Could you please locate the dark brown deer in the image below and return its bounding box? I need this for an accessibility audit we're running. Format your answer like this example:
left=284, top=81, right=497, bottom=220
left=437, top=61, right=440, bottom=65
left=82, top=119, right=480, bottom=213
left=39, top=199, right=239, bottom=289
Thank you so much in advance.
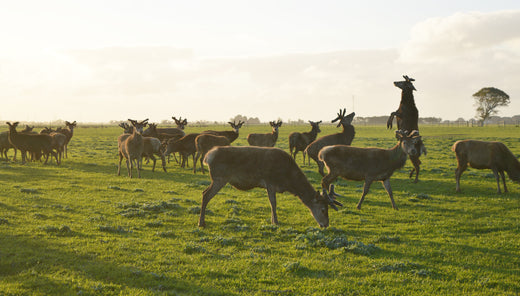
left=172, top=116, right=188, bottom=130
left=289, top=120, right=322, bottom=164
left=387, top=75, right=426, bottom=183
left=202, top=120, right=245, bottom=143
left=305, top=109, right=355, bottom=176
left=193, top=134, right=230, bottom=174
left=117, top=119, right=148, bottom=178
left=40, top=127, right=67, bottom=165
left=163, top=133, right=200, bottom=169
left=319, top=130, right=421, bottom=210
left=247, top=120, right=282, bottom=147
left=198, top=146, right=342, bottom=227
left=0, top=131, right=14, bottom=160
left=6, top=122, right=57, bottom=165
left=452, top=140, right=520, bottom=193
left=56, top=121, right=77, bottom=158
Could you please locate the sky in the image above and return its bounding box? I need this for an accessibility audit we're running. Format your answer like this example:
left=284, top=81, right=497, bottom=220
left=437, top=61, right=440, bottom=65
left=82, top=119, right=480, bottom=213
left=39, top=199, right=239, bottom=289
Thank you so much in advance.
left=1, top=0, right=519, bottom=123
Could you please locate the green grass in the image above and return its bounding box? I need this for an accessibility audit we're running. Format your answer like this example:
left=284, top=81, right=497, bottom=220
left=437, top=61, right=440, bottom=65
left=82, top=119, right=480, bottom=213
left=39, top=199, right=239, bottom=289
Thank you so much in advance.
left=0, top=124, right=519, bottom=295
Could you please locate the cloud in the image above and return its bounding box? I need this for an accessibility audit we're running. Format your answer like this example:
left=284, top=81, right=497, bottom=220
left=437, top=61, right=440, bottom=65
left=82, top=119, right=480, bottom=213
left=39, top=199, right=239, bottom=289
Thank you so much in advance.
left=400, top=10, right=520, bottom=63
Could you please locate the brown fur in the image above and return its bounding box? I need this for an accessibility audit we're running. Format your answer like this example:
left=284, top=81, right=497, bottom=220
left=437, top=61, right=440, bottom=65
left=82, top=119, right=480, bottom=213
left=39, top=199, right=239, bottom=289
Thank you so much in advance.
left=163, top=133, right=200, bottom=168
left=202, top=120, right=244, bottom=143
left=40, top=128, right=67, bottom=165
left=247, top=121, right=282, bottom=147
left=289, top=120, right=321, bottom=165
left=199, top=146, right=342, bottom=227
left=6, top=122, right=57, bottom=165
left=193, top=134, right=230, bottom=174
left=319, top=130, right=421, bottom=210
left=452, top=140, right=520, bottom=193
left=117, top=119, right=147, bottom=178
left=57, top=121, right=77, bottom=158
left=305, top=109, right=355, bottom=176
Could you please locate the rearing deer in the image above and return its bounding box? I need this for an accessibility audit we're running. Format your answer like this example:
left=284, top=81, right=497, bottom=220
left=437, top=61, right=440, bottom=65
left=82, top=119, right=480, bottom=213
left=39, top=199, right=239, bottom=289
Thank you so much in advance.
left=247, top=120, right=282, bottom=147
left=305, top=109, right=355, bottom=176
left=387, top=75, right=426, bottom=183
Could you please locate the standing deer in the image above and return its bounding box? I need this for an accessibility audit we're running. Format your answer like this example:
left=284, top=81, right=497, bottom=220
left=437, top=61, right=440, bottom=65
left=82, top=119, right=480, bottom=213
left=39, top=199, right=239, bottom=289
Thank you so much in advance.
left=198, top=146, right=342, bottom=227
left=452, top=140, right=520, bottom=193
left=6, top=122, right=57, bottom=165
left=247, top=120, right=282, bottom=147
left=117, top=119, right=148, bottom=178
left=305, top=109, right=355, bottom=176
left=319, top=130, right=422, bottom=210
left=202, top=120, right=245, bottom=143
left=289, top=120, right=322, bottom=164
left=57, top=121, right=77, bottom=158
left=172, top=116, right=188, bottom=129
left=387, top=75, right=426, bottom=182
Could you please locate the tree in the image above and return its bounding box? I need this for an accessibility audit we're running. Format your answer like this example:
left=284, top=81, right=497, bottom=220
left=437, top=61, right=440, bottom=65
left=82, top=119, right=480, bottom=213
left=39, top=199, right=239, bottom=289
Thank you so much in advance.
left=473, top=87, right=510, bottom=125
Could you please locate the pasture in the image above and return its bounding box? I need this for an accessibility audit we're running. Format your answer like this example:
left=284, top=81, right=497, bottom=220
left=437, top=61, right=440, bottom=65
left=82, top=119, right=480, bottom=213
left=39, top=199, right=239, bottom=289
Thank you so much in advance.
left=0, top=124, right=519, bottom=295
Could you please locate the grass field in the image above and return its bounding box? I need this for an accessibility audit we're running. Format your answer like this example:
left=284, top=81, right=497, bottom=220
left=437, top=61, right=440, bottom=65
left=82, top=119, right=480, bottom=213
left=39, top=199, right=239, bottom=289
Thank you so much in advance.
left=1, top=124, right=519, bottom=295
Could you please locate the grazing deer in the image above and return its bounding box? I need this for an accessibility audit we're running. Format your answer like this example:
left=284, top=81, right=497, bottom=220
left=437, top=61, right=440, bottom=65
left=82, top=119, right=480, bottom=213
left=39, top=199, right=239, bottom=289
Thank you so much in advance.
left=198, top=146, right=342, bottom=227
left=202, top=120, right=245, bottom=143
left=387, top=75, right=426, bottom=182
left=56, top=121, right=77, bottom=158
left=117, top=119, right=148, bottom=178
left=289, top=120, right=322, bottom=164
left=6, top=122, right=57, bottom=165
left=452, top=140, right=520, bottom=193
left=305, top=109, right=355, bottom=176
left=319, top=130, right=422, bottom=210
left=247, top=120, right=283, bottom=147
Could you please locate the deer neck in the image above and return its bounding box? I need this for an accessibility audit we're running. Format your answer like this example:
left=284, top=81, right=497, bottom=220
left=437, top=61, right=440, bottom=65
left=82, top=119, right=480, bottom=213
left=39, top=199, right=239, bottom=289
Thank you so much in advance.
left=389, top=141, right=408, bottom=167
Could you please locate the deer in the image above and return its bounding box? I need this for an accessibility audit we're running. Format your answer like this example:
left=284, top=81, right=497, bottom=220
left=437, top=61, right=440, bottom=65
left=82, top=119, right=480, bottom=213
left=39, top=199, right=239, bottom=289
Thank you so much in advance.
left=0, top=131, right=15, bottom=161
left=288, top=120, right=322, bottom=165
left=387, top=75, right=426, bottom=183
left=452, top=140, right=520, bottom=193
left=247, top=120, right=282, bottom=147
left=40, top=127, right=67, bottom=165
left=202, top=120, right=245, bottom=143
left=193, top=134, right=230, bottom=174
left=305, top=109, right=355, bottom=176
left=56, top=121, right=77, bottom=158
left=6, top=122, right=58, bottom=165
left=162, top=133, right=200, bottom=169
left=117, top=119, right=148, bottom=178
left=319, top=130, right=422, bottom=210
left=198, top=146, right=343, bottom=227
left=172, top=116, right=188, bottom=129
left=119, top=122, right=166, bottom=172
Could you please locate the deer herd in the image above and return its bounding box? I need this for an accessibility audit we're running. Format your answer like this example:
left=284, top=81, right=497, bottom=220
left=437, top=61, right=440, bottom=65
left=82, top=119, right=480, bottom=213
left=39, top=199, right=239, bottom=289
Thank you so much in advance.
left=2, top=76, right=519, bottom=228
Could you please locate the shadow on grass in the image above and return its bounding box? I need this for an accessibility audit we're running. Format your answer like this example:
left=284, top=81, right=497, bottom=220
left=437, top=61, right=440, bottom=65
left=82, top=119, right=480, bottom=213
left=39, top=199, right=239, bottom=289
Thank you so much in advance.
left=0, top=233, right=232, bottom=295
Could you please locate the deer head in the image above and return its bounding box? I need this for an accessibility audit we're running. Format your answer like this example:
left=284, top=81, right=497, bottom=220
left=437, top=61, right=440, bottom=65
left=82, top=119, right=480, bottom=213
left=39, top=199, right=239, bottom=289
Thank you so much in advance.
left=394, top=75, right=416, bottom=91
left=128, top=118, right=148, bottom=134
left=309, top=120, right=322, bottom=133
left=269, top=120, right=283, bottom=133
left=172, top=116, right=188, bottom=129
left=396, top=130, right=421, bottom=157
left=228, top=120, right=245, bottom=133
left=331, top=108, right=355, bottom=127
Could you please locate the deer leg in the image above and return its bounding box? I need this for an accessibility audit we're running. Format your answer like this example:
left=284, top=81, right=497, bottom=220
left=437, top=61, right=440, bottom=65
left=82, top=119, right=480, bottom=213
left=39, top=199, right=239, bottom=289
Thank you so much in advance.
left=149, top=154, right=157, bottom=172
left=159, top=152, right=167, bottom=172
left=382, top=179, right=398, bottom=210
left=266, top=186, right=278, bottom=225
left=302, top=150, right=306, bottom=165
left=126, top=158, right=132, bottom=178
left=137, top=157, right=142, bottom=178
left=317, top=160, right=326, bottom=177
left=199, top=180, right=227, bottom=227
left=409, top=155, right=421, bottom=183
left=492, top=169, right=501, bottom=194
left=455, top=158, right=467, bottom=193
left=321, top=172, right=339, bottom=196
left=193, top=151, right=200, bottom=174
left=499, top=170, right=508, bottom=193
left=200, top=152, right=206, bottom=174
left=356, top=179, right=373, bottom=210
